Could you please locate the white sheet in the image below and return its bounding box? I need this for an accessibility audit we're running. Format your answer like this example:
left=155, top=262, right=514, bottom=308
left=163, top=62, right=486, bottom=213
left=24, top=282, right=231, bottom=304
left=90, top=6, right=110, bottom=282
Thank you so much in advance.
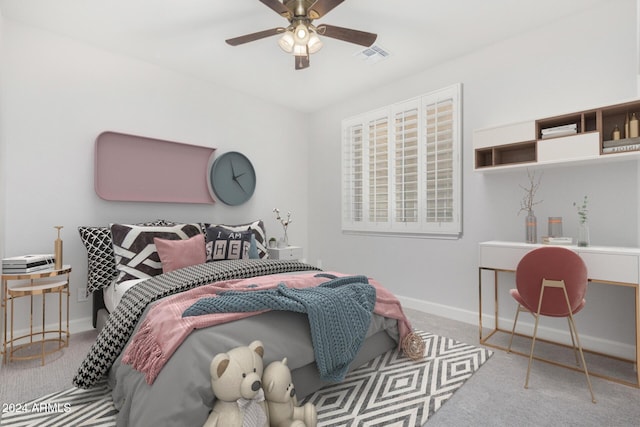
left=104, top=278, right=148, bottom=313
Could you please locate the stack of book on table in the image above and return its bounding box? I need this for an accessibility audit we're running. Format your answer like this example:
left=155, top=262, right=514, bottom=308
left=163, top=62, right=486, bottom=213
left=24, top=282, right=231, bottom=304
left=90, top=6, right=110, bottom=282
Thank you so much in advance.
left=2, top=254, right=55, bottom=274
left=541, top=236, right=573, bottom=245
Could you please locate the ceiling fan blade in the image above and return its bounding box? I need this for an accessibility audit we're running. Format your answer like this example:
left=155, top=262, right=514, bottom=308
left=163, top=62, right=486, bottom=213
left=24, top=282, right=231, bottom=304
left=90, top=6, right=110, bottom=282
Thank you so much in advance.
left=226, top=28, right=285, bottom=46
left=259, top=0, right=292, bottom=19
left=316, top=24, right=377, bottom=47
left=295, top=55, right=310, bottom=70
left=308, top=0, right=345, bottom=19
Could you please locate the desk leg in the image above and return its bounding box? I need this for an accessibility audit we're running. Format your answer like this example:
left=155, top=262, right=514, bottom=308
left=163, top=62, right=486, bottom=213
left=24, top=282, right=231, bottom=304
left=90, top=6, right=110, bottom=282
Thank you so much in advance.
left=479, top=268, right=501, bottom=343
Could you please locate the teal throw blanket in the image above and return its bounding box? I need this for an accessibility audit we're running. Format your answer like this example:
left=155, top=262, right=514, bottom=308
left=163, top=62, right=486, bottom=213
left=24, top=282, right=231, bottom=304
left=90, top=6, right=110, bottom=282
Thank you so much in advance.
left=182, top=274, right=376, bottom=382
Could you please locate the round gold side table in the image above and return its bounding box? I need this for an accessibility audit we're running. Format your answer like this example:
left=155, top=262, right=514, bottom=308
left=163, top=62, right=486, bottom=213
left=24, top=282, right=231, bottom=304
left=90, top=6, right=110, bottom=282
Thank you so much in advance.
left=1, top=265, right=71, bottom=365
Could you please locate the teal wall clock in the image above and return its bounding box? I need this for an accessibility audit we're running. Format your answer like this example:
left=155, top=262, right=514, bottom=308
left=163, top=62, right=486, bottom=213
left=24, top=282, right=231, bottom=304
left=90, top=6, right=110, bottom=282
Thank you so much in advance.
left=209, top=151, right=256, bottom=205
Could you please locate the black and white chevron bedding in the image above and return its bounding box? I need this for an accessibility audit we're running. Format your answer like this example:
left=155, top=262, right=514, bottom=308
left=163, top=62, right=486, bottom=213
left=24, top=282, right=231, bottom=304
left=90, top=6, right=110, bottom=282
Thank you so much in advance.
left=72, top=259, right=320, bottom=389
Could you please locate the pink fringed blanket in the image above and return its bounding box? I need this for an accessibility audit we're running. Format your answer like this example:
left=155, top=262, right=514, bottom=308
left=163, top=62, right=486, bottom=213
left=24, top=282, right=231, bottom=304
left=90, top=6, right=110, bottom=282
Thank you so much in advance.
left=122, top=271, right=412, bottom=384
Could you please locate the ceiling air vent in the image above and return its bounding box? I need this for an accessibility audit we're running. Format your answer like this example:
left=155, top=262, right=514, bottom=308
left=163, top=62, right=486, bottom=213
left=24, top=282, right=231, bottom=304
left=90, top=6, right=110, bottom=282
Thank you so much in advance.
left=354, top=44, right=390, bottom=64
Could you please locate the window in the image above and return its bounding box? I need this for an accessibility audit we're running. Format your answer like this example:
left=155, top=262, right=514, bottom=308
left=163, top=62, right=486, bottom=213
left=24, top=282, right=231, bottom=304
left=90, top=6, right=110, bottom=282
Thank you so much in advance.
left=342, top=83, right=462, bottom=236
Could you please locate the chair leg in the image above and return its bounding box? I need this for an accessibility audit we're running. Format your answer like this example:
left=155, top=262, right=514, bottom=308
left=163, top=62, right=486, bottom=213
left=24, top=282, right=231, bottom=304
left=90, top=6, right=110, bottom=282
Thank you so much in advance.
left=524, top=311, right=541, bottom=390
left=508, top=304, right=523, bottom=353
left=567, top=317, right=580, bottom=366
left=561, top=287, right=596, bottom=404
left=524, top=283, right=547, bottom=390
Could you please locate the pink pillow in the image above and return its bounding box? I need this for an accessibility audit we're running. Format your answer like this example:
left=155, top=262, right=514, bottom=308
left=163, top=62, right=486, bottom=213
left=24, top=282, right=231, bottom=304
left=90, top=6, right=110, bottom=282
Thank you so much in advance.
left=154, top=234, right=206, bottom=273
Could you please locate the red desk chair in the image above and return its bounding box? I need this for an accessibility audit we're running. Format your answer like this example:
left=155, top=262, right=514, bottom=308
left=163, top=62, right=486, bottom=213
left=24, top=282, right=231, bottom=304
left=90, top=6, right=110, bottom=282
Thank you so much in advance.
left=507, top=246, right=596, bottom=403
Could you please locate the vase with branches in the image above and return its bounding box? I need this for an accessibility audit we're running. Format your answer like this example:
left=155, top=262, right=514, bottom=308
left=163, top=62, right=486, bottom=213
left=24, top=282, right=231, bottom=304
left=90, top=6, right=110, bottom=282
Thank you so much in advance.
left=518, top=170, right=543, bottom=243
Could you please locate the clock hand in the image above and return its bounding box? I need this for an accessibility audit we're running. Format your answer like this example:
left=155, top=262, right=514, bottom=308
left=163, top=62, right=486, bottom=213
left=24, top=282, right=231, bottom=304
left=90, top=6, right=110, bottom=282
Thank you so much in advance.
left=230, top=161, right=238, bottom=179
left=233, top=177, right=248, bottom=194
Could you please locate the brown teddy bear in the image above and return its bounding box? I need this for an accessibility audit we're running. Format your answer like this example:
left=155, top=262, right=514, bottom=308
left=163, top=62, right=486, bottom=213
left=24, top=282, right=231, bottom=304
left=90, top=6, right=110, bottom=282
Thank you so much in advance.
left=204, top=340, right=270, bottom=427
left=263, top=358, right=317, bottom=427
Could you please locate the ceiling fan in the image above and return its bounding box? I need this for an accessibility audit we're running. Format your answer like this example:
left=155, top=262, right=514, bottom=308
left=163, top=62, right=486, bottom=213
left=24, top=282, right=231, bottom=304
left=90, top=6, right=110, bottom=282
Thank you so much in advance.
left=226, top=0, right=377, bottom=70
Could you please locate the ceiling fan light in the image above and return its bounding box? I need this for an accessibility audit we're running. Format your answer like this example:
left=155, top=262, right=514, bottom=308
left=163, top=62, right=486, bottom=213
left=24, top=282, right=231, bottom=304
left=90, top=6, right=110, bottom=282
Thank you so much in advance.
left=292, top=43, right=308, bottom=57
left=278, top=31, right=294, bottom=53
left=307, top=33, right=323, bottom=54
left=293, top=24, right=309, bottom=44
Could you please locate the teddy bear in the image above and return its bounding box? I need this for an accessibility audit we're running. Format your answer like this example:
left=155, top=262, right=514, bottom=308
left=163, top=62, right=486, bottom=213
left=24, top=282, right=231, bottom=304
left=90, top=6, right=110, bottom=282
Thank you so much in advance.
left=263, top=358, right=317, bottom=427
left=203, top=340, right=270, bottom=427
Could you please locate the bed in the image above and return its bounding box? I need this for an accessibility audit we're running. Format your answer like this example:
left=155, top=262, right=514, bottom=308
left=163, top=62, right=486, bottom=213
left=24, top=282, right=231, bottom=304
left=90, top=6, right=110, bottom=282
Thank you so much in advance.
left=73, top=220, right=413, bottom=426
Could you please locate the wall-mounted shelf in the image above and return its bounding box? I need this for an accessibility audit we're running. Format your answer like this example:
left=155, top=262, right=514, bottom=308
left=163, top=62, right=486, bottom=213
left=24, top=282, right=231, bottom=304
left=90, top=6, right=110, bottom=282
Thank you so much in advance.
left=474, top=99, right=640, bottom=171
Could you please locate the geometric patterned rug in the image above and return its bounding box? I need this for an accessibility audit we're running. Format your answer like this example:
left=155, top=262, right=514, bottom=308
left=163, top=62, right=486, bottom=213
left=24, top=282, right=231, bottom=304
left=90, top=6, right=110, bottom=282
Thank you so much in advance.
left=302, top=331, right=493, bottom=426
left=0, top=331, right=492, bottom=427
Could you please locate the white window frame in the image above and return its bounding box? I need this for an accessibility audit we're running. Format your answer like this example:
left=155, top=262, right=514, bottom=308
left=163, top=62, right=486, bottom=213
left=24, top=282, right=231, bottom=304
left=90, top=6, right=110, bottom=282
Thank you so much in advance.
left=341, top=83, right=462, bottom=237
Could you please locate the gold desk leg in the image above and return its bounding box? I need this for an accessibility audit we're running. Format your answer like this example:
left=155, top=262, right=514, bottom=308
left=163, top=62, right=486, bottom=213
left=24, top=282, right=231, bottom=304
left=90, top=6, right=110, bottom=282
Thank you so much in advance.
left=479, top=267, right=501, bottom=343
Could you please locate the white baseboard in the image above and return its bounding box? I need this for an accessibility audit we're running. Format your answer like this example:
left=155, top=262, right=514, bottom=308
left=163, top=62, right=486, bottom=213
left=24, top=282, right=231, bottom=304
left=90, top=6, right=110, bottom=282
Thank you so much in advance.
left=397, top=295, right=636, bottom=361
left=398, top=295, right=479, bottom=325
left=5, top=317, right=94, bottom=341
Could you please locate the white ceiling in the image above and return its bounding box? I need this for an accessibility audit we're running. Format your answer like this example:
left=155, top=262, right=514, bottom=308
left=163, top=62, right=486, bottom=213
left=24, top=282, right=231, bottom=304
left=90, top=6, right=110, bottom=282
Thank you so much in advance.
left=0, top=0, right=612, bottom=112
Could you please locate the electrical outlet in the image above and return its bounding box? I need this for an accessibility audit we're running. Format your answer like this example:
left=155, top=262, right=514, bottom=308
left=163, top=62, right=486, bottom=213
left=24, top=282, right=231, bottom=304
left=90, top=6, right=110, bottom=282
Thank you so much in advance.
left=77, top=288, right=88, bottom=302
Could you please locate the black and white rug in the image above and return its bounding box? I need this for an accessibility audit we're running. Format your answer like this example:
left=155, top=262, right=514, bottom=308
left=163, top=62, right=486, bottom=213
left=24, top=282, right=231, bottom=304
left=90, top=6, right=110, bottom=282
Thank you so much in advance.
left=0, top=331, right=492, bottom=426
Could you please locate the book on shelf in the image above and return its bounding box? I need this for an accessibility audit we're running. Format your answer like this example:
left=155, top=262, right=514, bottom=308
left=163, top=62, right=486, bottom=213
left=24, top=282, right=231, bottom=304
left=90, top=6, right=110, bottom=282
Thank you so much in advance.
left=540, top=124, right=577, bottom=139
left=542, top=236, right=573, bottom=245
left=602, top=143, right=640, bottom=154
left=602, top=137, right=640, bottom=148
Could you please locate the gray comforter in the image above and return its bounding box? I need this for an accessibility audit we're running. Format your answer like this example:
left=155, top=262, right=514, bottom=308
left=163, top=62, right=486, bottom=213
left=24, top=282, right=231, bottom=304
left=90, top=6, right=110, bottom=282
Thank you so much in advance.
left=74, top=260, right=399, bottom=426
left=110, top=306, right=398, bottom=426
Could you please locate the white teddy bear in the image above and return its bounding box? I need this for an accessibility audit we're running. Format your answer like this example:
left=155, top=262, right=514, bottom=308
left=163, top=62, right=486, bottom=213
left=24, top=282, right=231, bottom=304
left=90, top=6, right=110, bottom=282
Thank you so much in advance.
left=203, top=340, right=270, bottom=427
left=263, top=358, right=317, bottom=427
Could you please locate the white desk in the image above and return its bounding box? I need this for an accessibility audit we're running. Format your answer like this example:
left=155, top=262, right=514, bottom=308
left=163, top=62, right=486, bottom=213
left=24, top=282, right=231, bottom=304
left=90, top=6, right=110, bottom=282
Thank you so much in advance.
left=478, top=241, right=640, bottom=388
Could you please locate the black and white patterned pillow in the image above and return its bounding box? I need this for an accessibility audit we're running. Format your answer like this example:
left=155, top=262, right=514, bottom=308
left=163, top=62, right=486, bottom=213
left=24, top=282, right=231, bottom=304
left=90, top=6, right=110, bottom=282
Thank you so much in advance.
left=202, top=220, right=269, bottom=259
left=78, top=220, right=174, bottom=293
left=111, top=223, right=202, bottom=284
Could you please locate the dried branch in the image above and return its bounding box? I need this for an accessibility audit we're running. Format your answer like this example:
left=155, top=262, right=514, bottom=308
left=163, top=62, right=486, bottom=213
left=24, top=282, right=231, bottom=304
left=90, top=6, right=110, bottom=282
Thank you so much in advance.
left=518, top=169, right=543, bottom=215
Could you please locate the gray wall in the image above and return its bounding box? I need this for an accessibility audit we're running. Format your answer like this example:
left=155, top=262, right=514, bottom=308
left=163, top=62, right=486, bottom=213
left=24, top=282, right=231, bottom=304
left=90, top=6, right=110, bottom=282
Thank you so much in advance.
left=308, top=0, right=639, bottom=358
left=0, top=20, right=312, bottom=332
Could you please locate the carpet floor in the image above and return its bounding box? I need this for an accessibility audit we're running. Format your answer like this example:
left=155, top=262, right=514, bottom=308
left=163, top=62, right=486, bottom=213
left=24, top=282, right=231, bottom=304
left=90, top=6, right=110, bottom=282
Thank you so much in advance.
left=0, top=330, right=492, bottom=426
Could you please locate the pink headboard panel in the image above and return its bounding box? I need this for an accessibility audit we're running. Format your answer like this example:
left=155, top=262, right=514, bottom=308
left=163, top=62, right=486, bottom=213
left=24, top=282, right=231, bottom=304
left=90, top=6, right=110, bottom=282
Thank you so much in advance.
left=95, top=131, right=216, bottom=204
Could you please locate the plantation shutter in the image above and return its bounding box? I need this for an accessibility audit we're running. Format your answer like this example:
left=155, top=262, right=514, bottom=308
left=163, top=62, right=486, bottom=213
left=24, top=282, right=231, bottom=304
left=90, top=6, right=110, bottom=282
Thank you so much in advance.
left=368, top=116, right=389, bottom=223
left=393, top=103, right=420, bottom=225
left=342, top=83, right=461, bottom=236
left=342, top=122, right=364, bottom=224
left=423, top=86, right=459, bottom=232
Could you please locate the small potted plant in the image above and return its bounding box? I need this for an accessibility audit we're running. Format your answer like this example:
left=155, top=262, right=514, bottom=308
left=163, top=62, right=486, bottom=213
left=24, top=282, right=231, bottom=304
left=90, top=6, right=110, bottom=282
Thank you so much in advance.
left=574, top=195, right=589, bottom=247
left=268, top=237, right=277, bottom=249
